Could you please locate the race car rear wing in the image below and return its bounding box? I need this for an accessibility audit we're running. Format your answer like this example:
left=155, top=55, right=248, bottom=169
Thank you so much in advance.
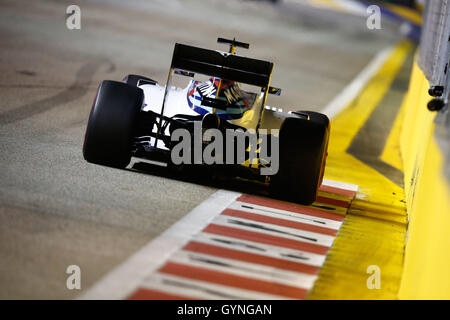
left=155, top=42, right=277, bottom=147
left=171, top=43, right=274, bottom=88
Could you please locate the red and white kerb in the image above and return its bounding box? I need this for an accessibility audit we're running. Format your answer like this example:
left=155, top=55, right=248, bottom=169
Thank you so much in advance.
left=124, top=180, right=357, bottom=300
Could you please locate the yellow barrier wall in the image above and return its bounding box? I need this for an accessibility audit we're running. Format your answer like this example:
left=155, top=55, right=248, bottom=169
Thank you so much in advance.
left=399, top=59, right=450, bottom=299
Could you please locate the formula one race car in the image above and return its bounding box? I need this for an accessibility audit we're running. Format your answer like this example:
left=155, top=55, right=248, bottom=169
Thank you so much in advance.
left=83, top=38, right=329, bottom=204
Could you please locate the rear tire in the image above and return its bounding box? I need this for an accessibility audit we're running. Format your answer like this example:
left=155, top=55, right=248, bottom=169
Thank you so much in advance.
left=300, top=111, right=330, bottom=127
left=302, top=111, right=329, bottom=188
left=83, top=80, right=144, bottom=168
left=269, top=112, right=330, bottom=205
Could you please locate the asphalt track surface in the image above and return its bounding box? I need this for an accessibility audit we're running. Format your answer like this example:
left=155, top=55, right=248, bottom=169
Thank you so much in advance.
left=0, top=0, right=402, bottom=299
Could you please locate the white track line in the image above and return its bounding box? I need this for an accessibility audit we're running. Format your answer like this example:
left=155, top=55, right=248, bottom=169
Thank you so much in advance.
left=78, top=190, right=240, bottom=300
left=321, top=45, right=394, bottom=119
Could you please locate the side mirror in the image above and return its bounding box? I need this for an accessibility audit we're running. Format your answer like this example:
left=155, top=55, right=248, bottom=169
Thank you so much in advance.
left=268, top=86, right=282, bottom=96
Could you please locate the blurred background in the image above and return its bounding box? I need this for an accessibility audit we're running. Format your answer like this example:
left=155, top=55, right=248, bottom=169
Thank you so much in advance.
left=2, top=0, right=447, bottom=300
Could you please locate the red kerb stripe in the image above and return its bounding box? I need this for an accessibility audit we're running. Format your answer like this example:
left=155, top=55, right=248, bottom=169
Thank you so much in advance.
left=184, top=241, right=320, bottom=274
left=237, top=195, right=345, bottom=221
left=315, top=196, right=350, bottom=209
left=127, top=288, right=193, bottom=300
left=203, top=224, right=329, bottom=255
left=318, top=185, right=356, bottom=198
left=159, top=262, right=308, bottom=299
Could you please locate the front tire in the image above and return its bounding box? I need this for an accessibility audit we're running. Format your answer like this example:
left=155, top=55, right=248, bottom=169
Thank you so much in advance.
left=83, top=80, right=144, bottom=168
left=269, top=112, right=330, bottom=205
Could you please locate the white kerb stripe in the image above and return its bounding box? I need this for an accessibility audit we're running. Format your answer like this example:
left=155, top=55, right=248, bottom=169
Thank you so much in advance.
left=141, top=273, right=291, bottom=300
left=322, top=178, right=359, bottom=192
left=230, top=201, right=343, bottom=230
left=211, top=215, right=335, bottom=247
left=229, top=201, right=342, bottom=230
left=167, top=250, right=317, bottom=289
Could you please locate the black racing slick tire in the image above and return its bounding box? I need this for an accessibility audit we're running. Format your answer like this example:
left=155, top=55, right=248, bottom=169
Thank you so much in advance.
left=83, top=80, right=144, bottom=168
left=269, top=112, right=330, bottom=205
left=123, top=74, right=157, bottom=87
left=301, top=111, right=330, bottom=128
